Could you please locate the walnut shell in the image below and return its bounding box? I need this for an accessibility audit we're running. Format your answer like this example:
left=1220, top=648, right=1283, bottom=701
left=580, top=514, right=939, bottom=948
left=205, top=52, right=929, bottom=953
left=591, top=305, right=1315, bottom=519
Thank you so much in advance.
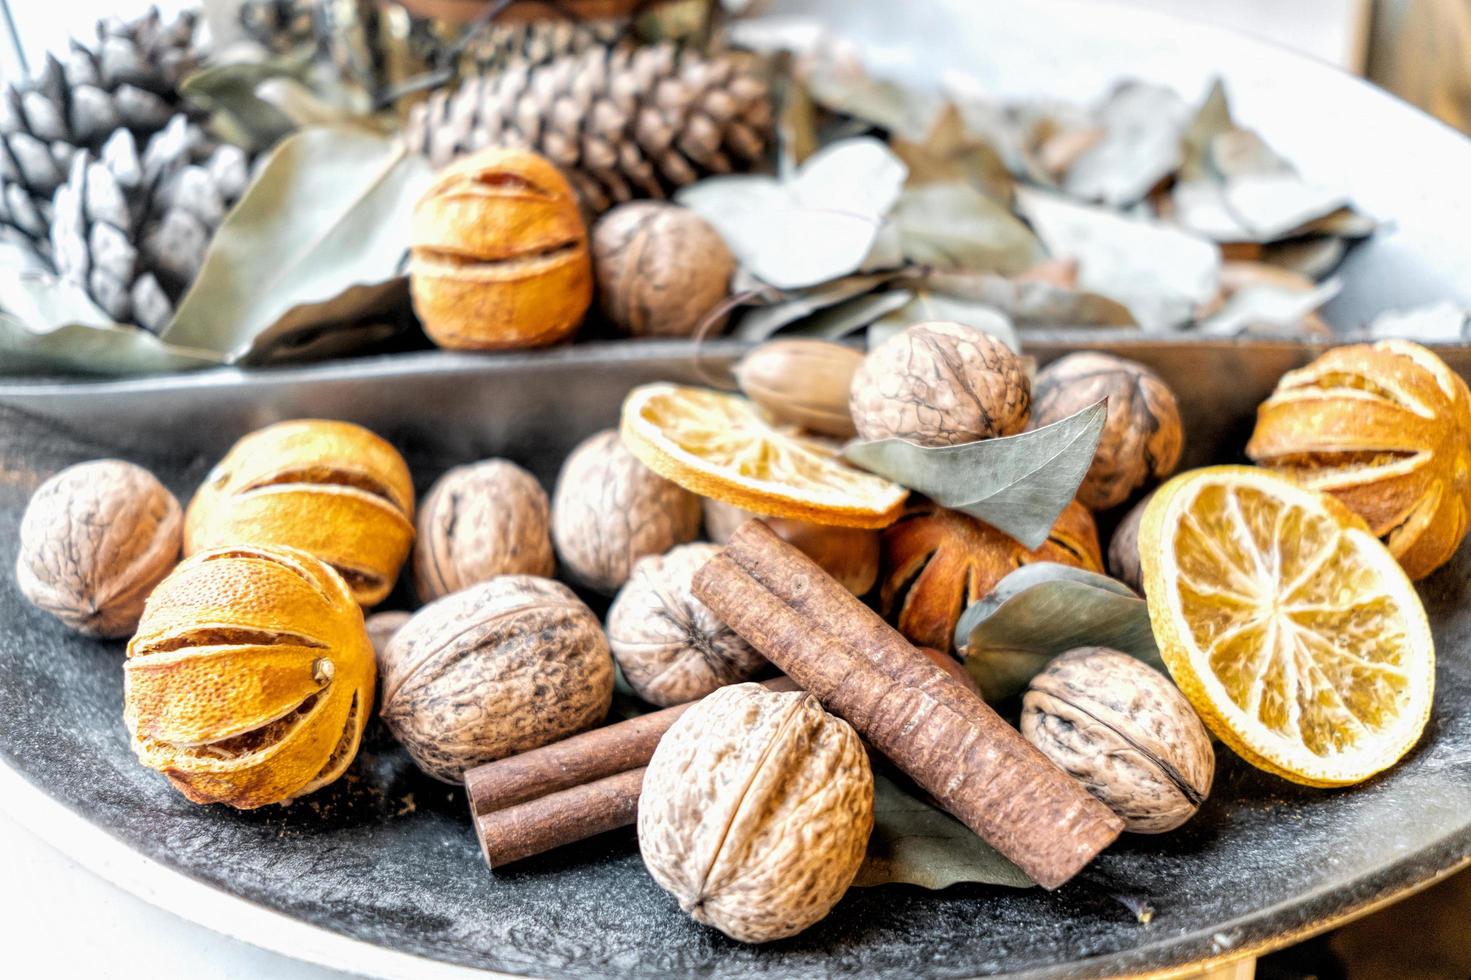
left=185, top=419, right=415, bottom=607
left=1246, top=340, right=1471, bottom=580
left=410, top=147, right=592, bottom=350
left=703, top=498, right=879, bottom=595
left=880, top=499, right=1102, bottom=652
left=125, top=545, right=375, bottom=808
left=850, top=321, right=1029, bottom=447
left=379, top=575, right=612, bottom=782
left=638, top=683, right=873, bottom=943
left=551, top=429, right=702, bottom=594
left=606, top=543, right=766, bottom=706
left=1032, top=353, right=1183, bottom=511
left=593, top=201, right=734, bottom=338
left=16, top=459, right=182, bottom=638
left=413, top=459, right=555, bottom=602
left=733, top=339, right=862, bottom=438
left=1022, top=647, right=1213, bottom=833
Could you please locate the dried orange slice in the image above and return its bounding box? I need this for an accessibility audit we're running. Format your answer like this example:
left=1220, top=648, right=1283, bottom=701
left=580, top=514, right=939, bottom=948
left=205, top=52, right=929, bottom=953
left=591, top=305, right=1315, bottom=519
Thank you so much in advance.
left=1139, top=466, right=1433, bottom=787
left=620, top=384, right=908, bottom=529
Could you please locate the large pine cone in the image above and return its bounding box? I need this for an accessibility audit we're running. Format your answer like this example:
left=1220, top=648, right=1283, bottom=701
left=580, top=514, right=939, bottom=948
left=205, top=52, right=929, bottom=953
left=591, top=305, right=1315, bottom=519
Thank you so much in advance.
left=49, top=117, right=251, bottom=332
left=0, top=7, right=202, bottom=256
left=403, top=42, right=772, bottom=213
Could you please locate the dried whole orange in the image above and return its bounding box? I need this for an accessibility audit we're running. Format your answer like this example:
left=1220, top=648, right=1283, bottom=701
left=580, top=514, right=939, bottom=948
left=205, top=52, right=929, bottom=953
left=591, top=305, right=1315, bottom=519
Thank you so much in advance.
left=1246, top=340, right=1471, bottom=580
left=185, top=419, right=415, bottom=606
left=879, top=500, right=1102, bottom=652
left=124, top=545, right=376, bottom=809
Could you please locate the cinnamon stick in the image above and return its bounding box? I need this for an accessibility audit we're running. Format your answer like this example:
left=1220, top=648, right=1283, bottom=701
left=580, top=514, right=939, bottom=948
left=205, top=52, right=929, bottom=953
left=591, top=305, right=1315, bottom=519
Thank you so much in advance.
left=692, top=520, right=1123, bottom=889
left=475, top=768, right=647, bottom=869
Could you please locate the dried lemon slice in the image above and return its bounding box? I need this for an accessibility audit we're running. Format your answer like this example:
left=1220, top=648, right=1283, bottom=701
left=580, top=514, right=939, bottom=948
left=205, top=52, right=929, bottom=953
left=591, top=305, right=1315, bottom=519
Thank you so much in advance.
left=621, top=384, right=908, bottom=529
left=1139, top=466, right=1433, bottom=787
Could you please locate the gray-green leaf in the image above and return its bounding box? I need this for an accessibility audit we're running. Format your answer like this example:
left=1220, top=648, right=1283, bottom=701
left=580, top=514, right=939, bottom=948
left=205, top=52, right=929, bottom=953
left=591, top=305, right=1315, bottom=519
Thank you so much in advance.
left=892, top=183, right=1043, bottom=274
left=731, top=273, right=899, bottom=340
left=160, top=125, right=432, bottom=362
left=843, top=399, right=1106, bottom=549
left=855, top=770, right=1034, bottom=890
left=954, top=563, right=1163, bottom=702
left=923, top=269, right=1136, bottom=328
left=870, top=290, right=1019, bottom=351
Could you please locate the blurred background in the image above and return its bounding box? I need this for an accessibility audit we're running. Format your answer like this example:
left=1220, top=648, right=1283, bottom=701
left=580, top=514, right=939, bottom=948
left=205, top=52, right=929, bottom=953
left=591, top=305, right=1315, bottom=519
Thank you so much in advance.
left=0, top=1, right=1468, bottom=978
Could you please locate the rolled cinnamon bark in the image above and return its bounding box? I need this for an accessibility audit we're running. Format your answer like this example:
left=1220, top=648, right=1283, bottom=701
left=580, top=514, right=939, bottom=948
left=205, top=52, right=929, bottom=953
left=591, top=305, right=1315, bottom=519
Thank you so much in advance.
left=692, top=520, right=1123, bottom=889
left=475, top=768, right=646, bottom=869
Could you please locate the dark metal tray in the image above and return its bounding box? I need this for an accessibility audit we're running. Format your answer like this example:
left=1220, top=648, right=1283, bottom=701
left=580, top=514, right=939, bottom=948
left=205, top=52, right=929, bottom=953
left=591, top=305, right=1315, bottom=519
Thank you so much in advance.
left=1, top=339, right=1469, bottom=979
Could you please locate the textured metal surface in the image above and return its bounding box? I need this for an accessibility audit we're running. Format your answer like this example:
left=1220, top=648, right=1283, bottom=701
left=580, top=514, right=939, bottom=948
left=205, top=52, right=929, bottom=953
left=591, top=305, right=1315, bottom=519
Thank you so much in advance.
left=1, top=341, right=1470, bottom=979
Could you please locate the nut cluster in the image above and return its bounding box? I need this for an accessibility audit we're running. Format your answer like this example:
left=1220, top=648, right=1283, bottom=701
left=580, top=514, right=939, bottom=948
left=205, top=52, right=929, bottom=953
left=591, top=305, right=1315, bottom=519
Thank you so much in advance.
left=1032, top=352, right=1183, bottom=511
left=16, top=459, right=182, bottom=638
left=850, top=321, right=1029, bottom=447
left=551, top=429, right=702, bottom=594
left=1022, top=647, right=1213, bottom=833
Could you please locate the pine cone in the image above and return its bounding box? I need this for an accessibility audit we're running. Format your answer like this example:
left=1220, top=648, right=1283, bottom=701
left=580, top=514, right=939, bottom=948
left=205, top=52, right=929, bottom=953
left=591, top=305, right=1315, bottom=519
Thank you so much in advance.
left=0, top=7, right=202, bottom=257
left=49, top=117, right=251, bottom=333
left=403, top=42, right=772, bottom=213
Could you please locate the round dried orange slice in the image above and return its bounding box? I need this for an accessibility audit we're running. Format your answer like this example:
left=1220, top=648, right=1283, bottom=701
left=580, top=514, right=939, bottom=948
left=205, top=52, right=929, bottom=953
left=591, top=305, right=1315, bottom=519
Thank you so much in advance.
left=620, top=383, right=908, bottom=529
left=1139, top=466, right=1433, bottom=787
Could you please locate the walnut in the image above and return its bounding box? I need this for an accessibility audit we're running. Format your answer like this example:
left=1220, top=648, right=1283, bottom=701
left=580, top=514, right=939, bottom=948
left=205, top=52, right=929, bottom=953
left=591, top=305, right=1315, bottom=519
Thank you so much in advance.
left=592, top=201, right=735, bottom=338
left=379, top=575, right=613, bottom=783
left=16, top=459, right=182, bottom=638
left=1022, top=647, right=1213, bottom=833
left=1106, top=490, right=1154, bottom=594
left=409, top=147, right=592, bottom=350
left=733, top=339, right=863, bottom=438
left=413, top=459, right=555, bottom=602
left=638, top=683, right=873, bottom=943
left=1246, top=339, right=1471, bottom=580
left=551, top=429, right=702, bottom=594
left=1032, top=352, right=1183, bottom=511
left=880, top=499, right=1102, bottom=652
left=607, top=543, right=766, bottom=706
left=849, top=321, right=1029, bottom=447
left=703, top=498, right=879, bottom=596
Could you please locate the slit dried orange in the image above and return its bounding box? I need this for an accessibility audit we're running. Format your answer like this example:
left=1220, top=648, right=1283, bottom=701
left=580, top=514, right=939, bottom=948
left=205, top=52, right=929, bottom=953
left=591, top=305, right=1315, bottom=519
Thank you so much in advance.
left=620, top=383, right=908, bottom=529
left=1139, top=466, right=1433, bottom=787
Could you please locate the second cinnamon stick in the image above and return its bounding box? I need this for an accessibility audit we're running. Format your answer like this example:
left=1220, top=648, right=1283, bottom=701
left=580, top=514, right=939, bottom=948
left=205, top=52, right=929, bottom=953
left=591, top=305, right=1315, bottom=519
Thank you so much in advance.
left=693, top=520, right=1123, bottom=890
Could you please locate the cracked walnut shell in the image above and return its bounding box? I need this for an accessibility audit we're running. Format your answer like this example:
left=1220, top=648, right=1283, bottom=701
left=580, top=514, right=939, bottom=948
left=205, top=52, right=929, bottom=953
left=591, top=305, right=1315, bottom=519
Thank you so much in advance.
left=414, top=459, right=555, bottom=602
left=1033, top=353, right=1183, bottom=511
left=16, top=459, right=181, bottom=638
left=1246, top=340, right=1471, bottom=580
left=410, top=147, right=592, bottom=350
left=124, top=545, right=376, bottom=808
left=638, top=683, right=873, bottom=943
left=1023, top=648, right=1214, bottom=833
left=850, top=321, right=1029, bottom=447
left=380, top=576, right=613, bottom=782
left=552, top=429, right=701, bottom=594
left=881, top=499, right=1102, bottom=653
left=185, top=419, right=415, bottom=607
left=593, top=201, right=734, bottom=338
left=607, top=543, right=766, bottom=706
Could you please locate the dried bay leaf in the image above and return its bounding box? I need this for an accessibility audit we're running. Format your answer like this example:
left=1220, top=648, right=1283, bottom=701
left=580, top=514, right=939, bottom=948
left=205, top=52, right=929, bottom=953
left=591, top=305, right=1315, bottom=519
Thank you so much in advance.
left=804, top=66, right=943, bottom=141
left=676, top=138, right=907, bottom=289
left=1016, top=189, right=1219, bottom=332
left=1196, top=278, right=1340, bottom=337
left=869, top=291, right=1019, bottom=351
left=890, top=103, right=1013, bottom=205
left=179, top=57, right=301, bottom=152
left=1062, top=81, right=1190, bottom=208
left=923, top=269, right=1136, bottom=328
left=954, top=563, right=1163, bottom=703
left=1366, top=303, right=1471, bottom=342
left=732, top=272, right=898, bottom=340
left=1261, top=235, right=1347, bottom=280
left=855, top=770, right=1034, bottom=890
left=892, top=183, right=1043, bottom=274
left=843, top=399, right=1106, bottom=549
left=782, top=289, right=913, bottom=339
left=161, top=126, right=432, bottom=362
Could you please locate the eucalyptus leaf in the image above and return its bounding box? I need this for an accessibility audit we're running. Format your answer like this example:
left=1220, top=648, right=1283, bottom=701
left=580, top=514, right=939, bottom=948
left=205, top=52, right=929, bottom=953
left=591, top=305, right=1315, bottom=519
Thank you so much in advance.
left=179, top=59, right=299, bottom=151
left=1196, top=278, right=1340, bottom=337
left=1016, top=188, right=1219, bottom=332
left=805, top=67, right=943, bottom=141
left=783, top=289, right=913, bottom=339
left=855, top=770, right=1034, bottom=890
left=923, top=270, right=1136, bottom=328
left=161, top=126, right=432, bottom=361
left=843, top=399, right=1106, bottom=549
left=954, top=563, right=1163, bottom=703
left=870, top=290, right=1019, bottom=351
left=1365, top=302, right=1471, bottom=342
left=890, top=103, right=1013, bottom=205
left=676, top=138, right=907, bottom=290
left=892, top=183, right=1043, bottom=274
left=0, top=272, right=221, bottom=375
left=731, top=272, right=899, bottom=340
left=1261, top=235, right=1347, bottom=280
left=1063, top=81, right=1190, bottom=208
